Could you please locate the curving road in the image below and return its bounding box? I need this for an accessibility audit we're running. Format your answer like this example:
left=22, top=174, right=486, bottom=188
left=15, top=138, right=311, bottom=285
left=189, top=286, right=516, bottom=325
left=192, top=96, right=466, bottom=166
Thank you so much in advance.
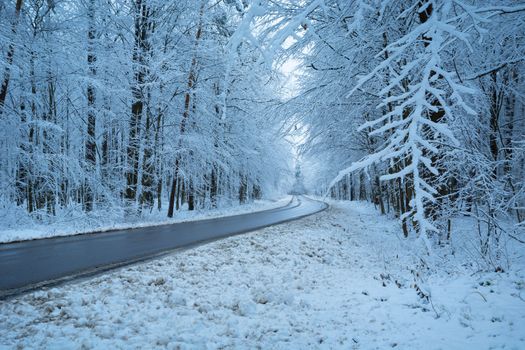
left=0, top=196, right=327, bottom=298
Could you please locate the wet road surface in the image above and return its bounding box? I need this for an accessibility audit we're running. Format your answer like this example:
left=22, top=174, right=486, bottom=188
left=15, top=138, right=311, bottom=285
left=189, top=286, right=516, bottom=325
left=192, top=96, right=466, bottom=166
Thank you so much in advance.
left=0, top=196, right=326, bottom=298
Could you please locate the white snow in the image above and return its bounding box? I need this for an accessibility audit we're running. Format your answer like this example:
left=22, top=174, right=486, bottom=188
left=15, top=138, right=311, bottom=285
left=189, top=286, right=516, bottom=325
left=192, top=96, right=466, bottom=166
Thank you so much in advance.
left=0, top=196, right=292, bottom=243
left=1, top=200, right=524, bottom=349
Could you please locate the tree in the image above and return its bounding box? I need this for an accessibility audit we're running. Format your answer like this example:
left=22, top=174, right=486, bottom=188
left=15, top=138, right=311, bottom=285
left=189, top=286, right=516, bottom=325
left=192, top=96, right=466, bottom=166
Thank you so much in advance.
left=84, top=0, right=97, bottom=211
left=0, top=0, right=23, bottom=114
left=0, top=0, right=292, bottom=230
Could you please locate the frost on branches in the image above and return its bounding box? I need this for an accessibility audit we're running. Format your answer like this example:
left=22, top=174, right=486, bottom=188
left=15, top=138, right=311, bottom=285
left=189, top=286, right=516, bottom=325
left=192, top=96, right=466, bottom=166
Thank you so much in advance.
left=328, top=0, right=501, bottom=248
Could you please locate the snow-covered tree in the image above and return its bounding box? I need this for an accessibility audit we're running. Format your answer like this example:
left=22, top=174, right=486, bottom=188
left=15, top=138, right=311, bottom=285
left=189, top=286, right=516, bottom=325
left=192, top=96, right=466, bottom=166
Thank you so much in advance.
left=0, top=0, right=292, bottom=228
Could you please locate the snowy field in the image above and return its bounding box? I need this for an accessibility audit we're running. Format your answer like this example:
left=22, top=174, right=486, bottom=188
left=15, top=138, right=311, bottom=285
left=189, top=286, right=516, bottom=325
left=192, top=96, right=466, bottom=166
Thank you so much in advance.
left=0, top=196, right=292, bottom=243
left=1, top=200, right=524, bottom=349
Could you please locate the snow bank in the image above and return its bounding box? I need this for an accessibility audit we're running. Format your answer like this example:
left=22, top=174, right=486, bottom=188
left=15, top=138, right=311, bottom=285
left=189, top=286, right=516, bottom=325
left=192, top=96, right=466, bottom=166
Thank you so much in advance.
left=0, top=196, right=292, bottom=243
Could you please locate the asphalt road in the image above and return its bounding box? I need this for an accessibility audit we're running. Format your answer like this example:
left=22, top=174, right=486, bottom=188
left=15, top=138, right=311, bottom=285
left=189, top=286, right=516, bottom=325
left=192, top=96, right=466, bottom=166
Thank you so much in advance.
left=0, top=196, right=327, bottom=298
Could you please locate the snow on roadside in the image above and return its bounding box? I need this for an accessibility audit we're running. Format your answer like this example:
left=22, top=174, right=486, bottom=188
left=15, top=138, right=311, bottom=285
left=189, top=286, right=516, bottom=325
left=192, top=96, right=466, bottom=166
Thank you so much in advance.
left=0, top=196, right=292, bottom=243
left=1, top=200, right=524, bottom=349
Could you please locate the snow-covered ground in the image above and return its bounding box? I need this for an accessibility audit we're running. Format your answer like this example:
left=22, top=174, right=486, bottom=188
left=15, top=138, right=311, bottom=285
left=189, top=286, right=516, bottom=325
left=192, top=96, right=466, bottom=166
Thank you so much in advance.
left=0, top=196, right=292, bottom=243
left=1, top=200, right=524, bottom=349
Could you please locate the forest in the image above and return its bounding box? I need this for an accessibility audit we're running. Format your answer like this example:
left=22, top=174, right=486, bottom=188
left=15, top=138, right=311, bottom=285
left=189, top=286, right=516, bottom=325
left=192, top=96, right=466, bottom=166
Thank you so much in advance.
left=290, top=0, right=525, bottom=262
left=1, top=1, right=525, bottom=348
left=1, top=0, right=524, bottom=260
left=0, top=0, right=292, bottom=229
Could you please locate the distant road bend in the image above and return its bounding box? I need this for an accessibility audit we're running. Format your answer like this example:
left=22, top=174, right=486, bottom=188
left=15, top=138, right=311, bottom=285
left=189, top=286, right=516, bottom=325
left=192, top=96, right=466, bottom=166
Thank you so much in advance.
left=0, top=196, right=327, bottom=298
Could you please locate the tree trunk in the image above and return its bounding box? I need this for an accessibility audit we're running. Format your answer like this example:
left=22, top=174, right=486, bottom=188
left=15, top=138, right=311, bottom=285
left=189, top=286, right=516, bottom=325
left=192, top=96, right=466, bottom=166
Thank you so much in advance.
left=168, top=172, right=177, bottom=217
left=188, top=178, right=195, bottom=211
left=125, top=0, right=149, bottom=206
left=140, top=89, right=154, bottom=209
left=239, top=175, right=247, bottom=204
left=84, top=0, right=97, bottom=211
left=489, top=71, right=502, bottom=166
left=155, top=109, right=163, bottom=211
left=210, top=167, right=218, bottom=208
left=418, top=0, right=449, bottom=225
left=167, top=1, right=204, bottom=217
left=0, top=0, right=23, bottom=114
